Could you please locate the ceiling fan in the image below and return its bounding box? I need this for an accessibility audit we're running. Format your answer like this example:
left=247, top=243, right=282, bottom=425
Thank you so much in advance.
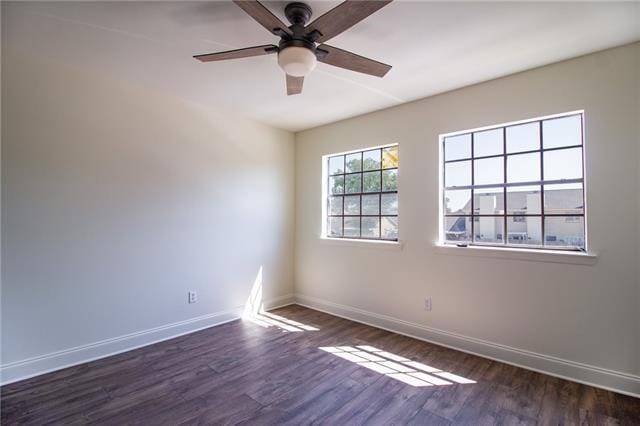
left=193, top=0, right=393, bottom=95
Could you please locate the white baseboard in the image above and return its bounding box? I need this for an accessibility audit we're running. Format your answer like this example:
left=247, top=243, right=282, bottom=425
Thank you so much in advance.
left=295, top=293, right=640, bottom=398
left=0, top=294, right=295, bottom=386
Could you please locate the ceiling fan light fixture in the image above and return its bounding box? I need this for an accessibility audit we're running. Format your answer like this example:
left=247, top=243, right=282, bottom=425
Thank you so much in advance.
left=277, top=46, right=317, bottom=77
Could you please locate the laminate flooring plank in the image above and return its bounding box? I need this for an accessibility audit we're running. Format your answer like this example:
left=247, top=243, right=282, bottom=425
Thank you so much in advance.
left=2, top=305, right=638, bottom=425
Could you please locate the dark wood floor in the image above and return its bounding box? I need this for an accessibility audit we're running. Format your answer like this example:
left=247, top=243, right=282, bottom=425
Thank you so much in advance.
left=2, top=305, right=639, bottom=425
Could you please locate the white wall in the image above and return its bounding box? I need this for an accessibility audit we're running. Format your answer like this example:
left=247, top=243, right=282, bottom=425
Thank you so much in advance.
left=295, top=43, right=640, bottom=394
left=1, top=50, right=295, bottom=382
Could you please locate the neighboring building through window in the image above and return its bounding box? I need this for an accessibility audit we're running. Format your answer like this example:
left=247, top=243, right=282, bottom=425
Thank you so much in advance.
left=441, top=112, right=586, bottom=250
left=326, top=145, right=398, bottom=240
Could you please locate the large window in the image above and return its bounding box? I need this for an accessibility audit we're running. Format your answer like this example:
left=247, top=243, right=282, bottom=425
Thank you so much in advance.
left=441, top=112, right=586, bottom=250
left=326, top=145, right=398, bottom=241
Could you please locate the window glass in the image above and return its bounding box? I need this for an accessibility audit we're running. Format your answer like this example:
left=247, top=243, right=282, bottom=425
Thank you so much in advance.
left=444, top=134, right=471, bottom=161
left=473, top=188, right=503, bottom=215
left=329, top=155, right=344, bottom=175
left=474, top=128, right=503, bottom=157
left=362, top=194, right=380, bottom=215
left=474, top=157, right=503, bottom=185
left=329, top=175, right=344, bottom=195
left=444, top=190, right=471, bottom=215
left=543, top=148, right=582, bottom=181
left=442, top=112, right=585, bottom=250
left=544, top=183, right=583, bottom=214
left=507, top=216, right=542, bottom=246
left=346, top=152, right=362, bottom=173
left=444, top=216, right=471, bottom=242
left=507, top=153, right=540, bottom=183
left=329, top=196, right=343, bottom=216
left=445, top=161, right=471, bottom=188
left=382, top=169, right=397, bottom=191
left=363, top=171, right=381, bottom=193
left=506, top=186, right=541, bottom=215
left=506, top=122, right=539, bottom=153
left=544, top=216, right=584, bottom=248
left=326, top=145, right=398, bottom=241
left=345, top=174, right=361, bottom=194
left=382, top=146, right=399, bottom=168
left=363, top=150, right=381, bottom=171
left=543, top=115, right=582, bottom=149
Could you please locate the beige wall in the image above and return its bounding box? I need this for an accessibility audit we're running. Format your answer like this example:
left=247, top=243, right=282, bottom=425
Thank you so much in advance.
left=1, top=50, right=295, bottom=380
left=295, top=43, right=640, bottom=391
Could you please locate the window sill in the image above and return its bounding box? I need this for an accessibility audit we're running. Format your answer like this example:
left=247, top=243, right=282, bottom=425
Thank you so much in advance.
left=433, top=243, right=597, bottom=265
left=320, top=237, right=404, bottom=251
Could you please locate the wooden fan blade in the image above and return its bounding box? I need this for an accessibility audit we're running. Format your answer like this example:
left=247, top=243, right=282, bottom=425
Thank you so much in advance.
left=317, top=44, right=391, bottom=77
left=286, top=74, right=304, bottom=95
left=233, top=1, right=293, bottom=36
left=305, top=0, right=393, bottom=43
left=194, top=45, right=278, bottom=62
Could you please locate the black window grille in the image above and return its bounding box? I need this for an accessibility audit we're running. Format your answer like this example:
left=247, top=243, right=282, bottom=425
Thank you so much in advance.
left=442, top=112, right=586, bottom=250
left=326, top=145, right=398, bottom=241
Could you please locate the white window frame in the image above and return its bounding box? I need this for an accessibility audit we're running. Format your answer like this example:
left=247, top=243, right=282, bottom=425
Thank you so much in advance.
left=439, top=111, right=588, bottom=252
left=322, top=144, right=399, bottom=242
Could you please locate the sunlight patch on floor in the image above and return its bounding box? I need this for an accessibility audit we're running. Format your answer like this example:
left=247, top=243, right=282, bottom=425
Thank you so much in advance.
left=242, top=267, right=319, bottom=332
left=319, top=345, right=476, bottom=387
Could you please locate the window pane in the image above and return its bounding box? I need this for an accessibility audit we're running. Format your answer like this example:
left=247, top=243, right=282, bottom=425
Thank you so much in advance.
left=362, top=194, right=379, bottom=215
left=474, top=128, right=503, bottom=157
left=344, top=217, right=361, bottom=238
left=363, top=149, right=381, bottom=170
left=474, top=157, right=503, bottom=185
left=444, top=189, right=471, bottom=215
left=345, top=174, right=361, bottom=194
left=329, top=155, right=344, bottom=175
left=444, top=134, right=471, bottom=161
left=506, top=122, right=539, bottom=153
left=381, top=216, right=398, bottom=240
left=382, top=146, right=398, bottom=169
left=543, top=147, right=582, bottom=181
left=381, top=193, right=398, bottom=215
left=506, top=186, right=541, bottom=215
left=362, top=217, right=380, bottom=238
left=445, top=160, right=471, bottom=188
left=329, top=196, right=343, bottom=215
left=363, top=171, right=381, bottom=192
left=544, top=183, right=584, bottom=214
left=507, top=216, right=542, bottom=245
left=543, top=115, right=581, bottom=149
left=544, top=216, right=585, bottom=248
left=329, top=175, right=344, bottom=194
left=346, top=152, right=362, bottom=173
left=474, top=188, right=503, bottom=215
left=507, top=152, right=540, bottom=183
left=382, top=169, right=397, bottom=191
left=329, top=217, right=343, bottom=237
left=344, top=195, right=360, bottom=215
left=474, top=217, right=504, bottom=244
left=444, top=216, right=470, bottom=242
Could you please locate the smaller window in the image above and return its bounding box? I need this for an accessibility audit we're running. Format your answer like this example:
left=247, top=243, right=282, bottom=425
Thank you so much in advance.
left=325, top=145, right=398, bottom=241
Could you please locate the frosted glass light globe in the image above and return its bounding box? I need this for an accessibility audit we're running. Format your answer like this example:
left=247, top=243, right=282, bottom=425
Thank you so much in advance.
left=278, top=46, right=317, bottom=77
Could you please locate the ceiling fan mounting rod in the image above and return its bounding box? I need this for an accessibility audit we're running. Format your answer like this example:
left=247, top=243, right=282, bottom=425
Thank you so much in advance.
left=285, top=2, right=313, bottom=26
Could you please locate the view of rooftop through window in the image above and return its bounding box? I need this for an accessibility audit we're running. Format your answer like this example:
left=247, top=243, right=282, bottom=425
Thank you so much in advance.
left=325, top=145, right=398, bottom=241
left=442, top=112, right=585, bottom=250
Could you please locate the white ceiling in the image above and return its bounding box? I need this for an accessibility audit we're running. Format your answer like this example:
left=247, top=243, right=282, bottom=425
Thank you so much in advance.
left=3, top=1, right=639, bottom=132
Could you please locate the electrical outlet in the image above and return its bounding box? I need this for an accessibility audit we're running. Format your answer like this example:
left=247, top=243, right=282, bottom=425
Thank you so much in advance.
left=424, top=297, right=432, bottom=311
left=188, top=291, right=197, bottom=304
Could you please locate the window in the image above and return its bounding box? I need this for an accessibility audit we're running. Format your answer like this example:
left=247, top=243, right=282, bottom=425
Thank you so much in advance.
left=441, top=112, right=586, bottom=250
left=326, top=145, right=398, bottom=241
